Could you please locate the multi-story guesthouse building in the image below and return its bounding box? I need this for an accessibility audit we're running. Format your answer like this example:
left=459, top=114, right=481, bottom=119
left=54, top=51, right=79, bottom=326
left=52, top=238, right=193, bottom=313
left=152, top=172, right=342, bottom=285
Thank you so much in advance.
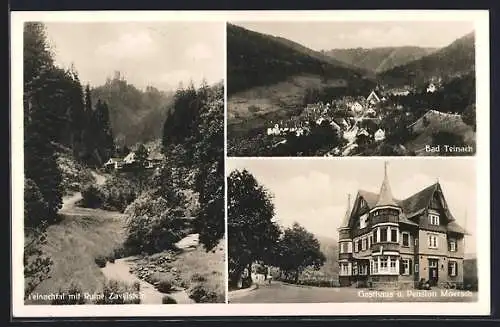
left=337, top=164, right=467, bottom=289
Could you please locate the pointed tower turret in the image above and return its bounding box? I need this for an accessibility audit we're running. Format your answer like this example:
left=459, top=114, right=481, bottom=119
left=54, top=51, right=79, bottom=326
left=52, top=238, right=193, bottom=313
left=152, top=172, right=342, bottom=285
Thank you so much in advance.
left=339, top=194, right=352, bottom=229
left=374, top=161, right=399, bottom=209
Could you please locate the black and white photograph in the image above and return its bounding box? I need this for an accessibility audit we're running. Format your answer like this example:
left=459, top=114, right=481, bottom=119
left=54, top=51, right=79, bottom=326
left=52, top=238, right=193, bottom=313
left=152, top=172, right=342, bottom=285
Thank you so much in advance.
left=20, top=20, right=225, bottom=306
left=227, top=21, right=477, bottom=157
left=227, top=159, right=477, bottom=303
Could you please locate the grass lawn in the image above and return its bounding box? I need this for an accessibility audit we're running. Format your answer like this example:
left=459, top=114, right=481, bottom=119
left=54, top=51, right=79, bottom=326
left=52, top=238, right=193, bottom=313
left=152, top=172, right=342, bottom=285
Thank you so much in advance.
left=173, top=239, right=225, bottom=302
left=25, top=212, right=126, bottom=304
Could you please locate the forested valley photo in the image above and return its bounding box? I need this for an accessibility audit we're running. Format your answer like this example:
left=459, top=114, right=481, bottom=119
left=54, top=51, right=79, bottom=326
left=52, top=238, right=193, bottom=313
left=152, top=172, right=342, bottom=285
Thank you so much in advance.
left=23, top=21, right=225, bottom=305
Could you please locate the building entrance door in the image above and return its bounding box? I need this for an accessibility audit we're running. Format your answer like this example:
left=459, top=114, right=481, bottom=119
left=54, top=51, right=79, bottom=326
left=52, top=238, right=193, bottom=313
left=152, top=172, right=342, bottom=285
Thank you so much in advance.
left=428, top=259, right=439, bottom=286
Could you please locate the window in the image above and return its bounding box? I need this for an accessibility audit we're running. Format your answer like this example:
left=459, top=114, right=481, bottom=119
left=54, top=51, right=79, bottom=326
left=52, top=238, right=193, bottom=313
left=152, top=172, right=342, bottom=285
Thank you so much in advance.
left=401, top=258, right=411, bottom=275
left=362, top=238, right=367, bottom=251
left=449, top=239, right=457, bottom=252
left=428, top=235, right=438, bottom=249
left=359, top=265, right=368, bottom=275
left=360, top=214, right=368, bottom=229
left=353, top=263, right=358, bottom=275
left=402, top=232, right=410, bottom=247
left=380, top=227, right=388, bottom=242
left=415, top=263, right=419, bottom=273
left=372, top=260, right=378, bottom=274
left=341, top=242, right=351, bottom=253
left=372, top=256, right=399, bottom=274
left=391, top=228, right=398, bottom=243
left=428, top=214, right=440, bottom=225
left=448, top=261, right=457, bottom=277
left=380, top=257, right=388, bottom=269
left=389, top=257, right=397, bottom=273
left=429, top=259, right=438, bottom=268
left=369, top=235, right=373, bottom=248
left=373, top=229, right=378, bottom=243
left=340, top=262, right=351, bottom=276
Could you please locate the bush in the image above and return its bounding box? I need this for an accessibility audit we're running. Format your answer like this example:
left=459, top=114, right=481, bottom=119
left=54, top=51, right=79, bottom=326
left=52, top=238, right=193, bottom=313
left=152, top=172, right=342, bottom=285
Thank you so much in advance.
left=157, top=278, right=175, bottom=293
left=94, top=256, right=107, bottom=268
left=51, top=283, right=86, bottom=305
left=188, top=284, right=218, bottom=303
left=124, top=191, right=190, bottom=254
left=100, top=175, right=139, bottom=212
left=112, top=247, right=128, bottom=260
left=81, top=184, right=104, bottom=208
left=162, top=295, right=177, bottom=304
left=190, top=273, right=207, bottom=283
left=95, top=279, right=141, bottom=304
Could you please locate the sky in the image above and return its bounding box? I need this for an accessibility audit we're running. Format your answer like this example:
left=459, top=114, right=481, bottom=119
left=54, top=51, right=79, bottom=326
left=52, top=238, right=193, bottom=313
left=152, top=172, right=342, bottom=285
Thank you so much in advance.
left=232, top=21, right=475, bottom=50
left=43, top=22, right=225, bottom=91
left=227, top=158, right=477, bottom=255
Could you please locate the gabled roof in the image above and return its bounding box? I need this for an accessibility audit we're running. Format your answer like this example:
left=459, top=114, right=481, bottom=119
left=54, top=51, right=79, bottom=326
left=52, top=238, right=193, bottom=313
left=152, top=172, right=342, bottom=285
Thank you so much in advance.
left=447, top=221, right=470, bottom=235
left=367, top=90, right=381, bottom=102
left=399, top=183, right=438, bottom=218
left=348, top=181, right=465, bottom=232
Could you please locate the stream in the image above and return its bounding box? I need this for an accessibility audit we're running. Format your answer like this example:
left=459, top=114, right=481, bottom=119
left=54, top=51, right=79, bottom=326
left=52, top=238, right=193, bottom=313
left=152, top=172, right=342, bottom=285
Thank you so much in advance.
left=100, top=256, right=194, bottom=304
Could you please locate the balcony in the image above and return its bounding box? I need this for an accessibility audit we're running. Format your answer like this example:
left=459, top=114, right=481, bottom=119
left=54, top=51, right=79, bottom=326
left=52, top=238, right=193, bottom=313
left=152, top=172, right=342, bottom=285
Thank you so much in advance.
left=370, top=214, right=399, bottom=226
left=338, top=253, right=353, bottom=260
left=370, top=242, right=400, bottom=253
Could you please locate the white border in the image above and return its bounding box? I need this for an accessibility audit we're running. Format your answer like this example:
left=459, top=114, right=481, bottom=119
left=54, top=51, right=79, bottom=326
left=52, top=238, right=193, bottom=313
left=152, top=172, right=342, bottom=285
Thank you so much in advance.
left=11, top=10, right=490, bottom=317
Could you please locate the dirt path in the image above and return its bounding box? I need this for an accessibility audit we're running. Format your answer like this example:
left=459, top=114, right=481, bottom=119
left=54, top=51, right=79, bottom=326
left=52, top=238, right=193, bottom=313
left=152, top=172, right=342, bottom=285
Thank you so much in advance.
left=58, top=171, right=195, bottom=304
left=60, top=171, right=107, bottom=214
left=100, top=255, right=194, bottom=304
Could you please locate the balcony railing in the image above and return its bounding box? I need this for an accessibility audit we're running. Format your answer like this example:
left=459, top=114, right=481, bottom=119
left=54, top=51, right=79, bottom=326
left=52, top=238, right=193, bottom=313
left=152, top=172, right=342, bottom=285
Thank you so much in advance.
left=370, top=242, right=400, bottom=253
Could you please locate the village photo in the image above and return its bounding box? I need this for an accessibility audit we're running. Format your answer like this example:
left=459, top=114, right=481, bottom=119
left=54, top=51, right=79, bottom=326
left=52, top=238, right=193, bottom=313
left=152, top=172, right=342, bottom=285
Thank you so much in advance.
left=22, top=21, right=225, bottom=305
left=227, top=159, right=478, bottom=303
left=227, top=21, right=477, bottom=157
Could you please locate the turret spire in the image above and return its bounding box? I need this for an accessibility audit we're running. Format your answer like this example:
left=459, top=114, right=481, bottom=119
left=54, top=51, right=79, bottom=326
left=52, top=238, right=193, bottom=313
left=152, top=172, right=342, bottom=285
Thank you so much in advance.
left=339, top=193, right=351, bottom=228
left=374, top=161, right=398, bottom=208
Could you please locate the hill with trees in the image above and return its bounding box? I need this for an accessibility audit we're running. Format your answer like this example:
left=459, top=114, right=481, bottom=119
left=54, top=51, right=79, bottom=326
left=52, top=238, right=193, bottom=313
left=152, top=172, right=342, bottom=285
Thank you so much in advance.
left=91, top=74, right=175, bottom=146
left=322, top=46, right=436, bottom=73
left=227, top=23, right=375, bottom=96
left=378, top=32, right=475, bottom=87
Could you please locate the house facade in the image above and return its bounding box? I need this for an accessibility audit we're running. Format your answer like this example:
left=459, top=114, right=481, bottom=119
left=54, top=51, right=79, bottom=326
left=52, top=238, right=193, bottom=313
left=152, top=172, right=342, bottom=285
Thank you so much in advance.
left=338, top=164, right=467, bottom=289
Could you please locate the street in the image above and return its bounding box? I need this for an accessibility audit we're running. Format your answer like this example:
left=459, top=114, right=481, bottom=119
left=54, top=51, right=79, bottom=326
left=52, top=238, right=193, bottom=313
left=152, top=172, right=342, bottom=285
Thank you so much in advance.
left=229, top=281, right=478, bottom=303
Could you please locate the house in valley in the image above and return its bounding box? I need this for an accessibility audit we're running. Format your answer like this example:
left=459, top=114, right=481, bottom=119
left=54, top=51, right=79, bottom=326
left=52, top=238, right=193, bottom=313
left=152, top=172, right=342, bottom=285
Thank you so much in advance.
left=390, top=88, right=411, bottom=97
left=146, top=152, right=164, bottom=169
left=350, top=101, right=364, bottom=114
left=367, top=90, right=381, bottom=105
left=123, top=151, right=136, bottom=165
left=426, top=83, right=437, bottom=93
left=374, top=129, right=386, bottom=142
left=337, top=163, right=467, bottom=289
left=104, top=157, right=123, bottom=171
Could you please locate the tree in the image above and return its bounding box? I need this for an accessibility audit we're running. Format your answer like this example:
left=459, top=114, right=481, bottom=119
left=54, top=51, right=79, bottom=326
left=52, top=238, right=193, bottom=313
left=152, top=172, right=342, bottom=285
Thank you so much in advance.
left=462, top=104, right=476, bottom=132
left=273, top=223, right=326, bottom=283
left=24, top=94, right=64, bottom=221
left=24, top=179, right=52, bottom=298
left=193, top=83, right=224, bottom=251
left=227, top=169, right=281, bottom=288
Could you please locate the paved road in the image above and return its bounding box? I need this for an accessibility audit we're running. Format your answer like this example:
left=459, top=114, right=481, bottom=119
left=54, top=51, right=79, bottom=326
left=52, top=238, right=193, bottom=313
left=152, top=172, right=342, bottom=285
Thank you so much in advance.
left=229, top=281, right=478, bottom=303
